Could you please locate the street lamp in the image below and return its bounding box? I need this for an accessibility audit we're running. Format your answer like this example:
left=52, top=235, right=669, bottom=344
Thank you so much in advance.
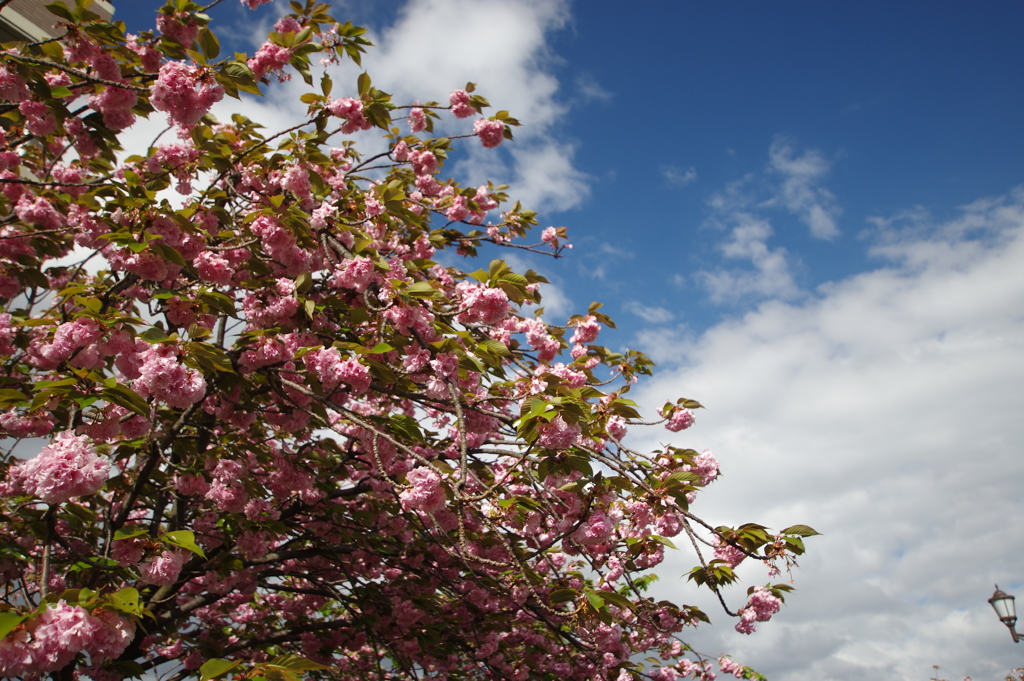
left=990, top=586, right=1020, bottom=642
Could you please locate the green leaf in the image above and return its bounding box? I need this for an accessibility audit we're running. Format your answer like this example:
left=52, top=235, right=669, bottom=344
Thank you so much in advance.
left=140, top=327, right=170, bottom=343
left=35, top=378, right=78, bottom=390
left=477, top=339, right=509, bottom=357
left=188, top=342, right=235, bottom=374
left=390, top=414, right=423, bottom=442
left=405, top=281, right=436, bottom=298
left=161, top=529, right=206, bottom=558
left=108, top=587, right=141, bottom=615
left=113, top=525, right=148, bottom=541
left=781, top=524, right=821, bottom=537
left=650, top=535, right=677, bottom=550
left=0, top=389, right=27, bottom=405
left=101, top=385, right=150, bottom=418
left=0, top=612, right=26, bottom=640
left=200, top=658, right=241, bottom=681
left=49, top=86, right=73, bottom=98
left=585, top=591, right=605, bottom=609
left=198, top=26, right=220, bottom=59
left=547, top=588, right=577, bottom=605
left=268, top=654, right=330, bottom=671
left=294, top=271, right=313, bottom=293
left=44, top=2, right=76, bottom=21
left=150, top=242, right=186, bottom=266
left=357, top=72, right=371, bottom=95
left=596, top=589, right=635, bottom=611
left=658, top=471, right=700, bottom=487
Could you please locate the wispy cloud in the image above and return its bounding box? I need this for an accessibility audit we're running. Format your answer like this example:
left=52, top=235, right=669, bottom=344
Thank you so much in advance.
left=624, top=301, right=675, bottom=324
left=363, top=0, right=588, bottom=213
left=767, top=136, right=841, bottom=240
left=633, top=187, right=1024, bottom=680
left=662, top=164, right=698, bottom=187
left=696, top=214, right=801, bottom=302
left=129, top=0, right=587, bottom=215
left=574, top=73, right=613, bottom=103
left=688, top=138, right=841, bottom=304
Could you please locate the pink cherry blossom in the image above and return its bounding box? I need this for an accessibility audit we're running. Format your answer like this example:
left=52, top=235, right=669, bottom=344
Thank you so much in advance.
left=132, top=345, right=208, bottom=408
left=0, top=409, right=55, bottom=438
left=474, top=118, right=505, bottom=148
left=328, top=97, right=372, bottom=134
left=409, top=107, right=426, bottom=132
left=570, top=315, right=601, bottom=344
left=536, top=415, right=580, bottom=450
left=139, top=548, right=189, bottom=585
left=4, top=431, right=109, bottom=504
left=303, top=347, right=371, bottom=395
left=150, top=61, right=225, bottom=128
left=156, top=12, right=199, bottom=48
left=399, top=466, right=446, bottom=513
left=735, top=585, right=782, bottom=634
left=248, top=42, right=293, bottom=80
left=449, top=89, right=474, bottom=118
left=456, top=282, right=510, bottom=325
left=665, top=407, right=695, bottom=432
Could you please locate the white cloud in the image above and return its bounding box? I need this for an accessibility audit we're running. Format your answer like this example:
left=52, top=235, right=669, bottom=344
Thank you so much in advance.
left=768, top=136, right=842, bottom=240
left=508, top=142, right=590, bottom=213
left=628, top=188, right=1024, bottom=680
left=117, top=0, right=586, bottom=216
left=361, top=0, right=588, bottom=213
left=696, top=213, right=802, bottom=302
left=624, top=301, right=675, bottom=324
left=574, top=73, right=613, bottom=103
left=663, top=164, right=698, bottom=187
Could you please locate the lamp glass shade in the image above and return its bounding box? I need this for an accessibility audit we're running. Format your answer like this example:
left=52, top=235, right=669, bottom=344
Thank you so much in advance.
left=990, top=588, right=1017, bottom=624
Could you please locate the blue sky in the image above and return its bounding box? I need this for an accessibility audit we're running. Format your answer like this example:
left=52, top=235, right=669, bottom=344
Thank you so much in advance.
left=112, top=1, right=1024, bottom=678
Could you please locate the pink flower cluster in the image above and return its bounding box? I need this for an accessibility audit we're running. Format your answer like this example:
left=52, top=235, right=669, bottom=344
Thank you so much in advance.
left=139, top=548, right=189, bottom=585
left=302, top=347, right=372, bottom=395
left=664, top=407, right=695, bottom=432
left=120, top=344, right=207, bottom=408
left=474, top=119, right=505, bottom=148
left=19, top=100, right=55, bottom=137
left=248, top=42, right=292, bottom=80
left=536, top=415, right=580, bottom=450
left=712, top=536, right=747, bottom=569
left=2, top=431, right=108, bottom=505
left=0, top=64, right=29, bottom=102
left=409, top=107, right=426, bottom=132
left=718, top=657, right=745, bottom=678
left=399, top=466, right=446, bottom=513
left=0, top=409, right=55, bottom=438
left=15, top=195, right=63, bottom=230
left=328, top=98, right=372, bottom=134
left=240, top=0, right=273, bottom=7
left=331, top=256, right=375, bottom=292
left=685, top=449, right=719, bottom=485
left=735, top=585, right=782, bottom=634
left=0, top=601, right=135, bottom=677
left=156, top=12, right=199, bottom=48
left=150, top=61, right=225, bottom=128
left=520, top=318, right=560, bottom=362
left=126, top=34, right=162, bottom=72
left=56, top=38, right=139, bottom=130
left=456, top=282, right=510, bottom=325
left=449, top=89, right=474, bottom=118
left=570, top=315, right=601, bottom=344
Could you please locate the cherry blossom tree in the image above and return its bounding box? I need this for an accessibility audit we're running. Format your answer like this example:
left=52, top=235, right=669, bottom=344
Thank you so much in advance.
left=0, top=1, right=818, bottom=679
